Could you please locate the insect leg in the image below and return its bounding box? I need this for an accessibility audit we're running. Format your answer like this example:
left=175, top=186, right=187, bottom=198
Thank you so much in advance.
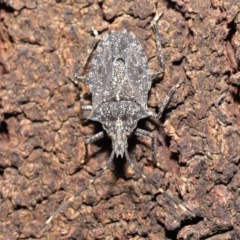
left=85, top=131, right=104, bottom=144
left=125, top=149, right=195, bottom=218
left=151, top=12, right=165, bottom=80
left=82, top=105, right=93, bottom=111
left=157, top=78, right=184, bottom=119
left=214, top=86, right=228, bottom=107
left=40, top=150, right=115, bottom=230
left=71, top=28, right=100, bottom=85
left=134, top=128, right=157, bottom=165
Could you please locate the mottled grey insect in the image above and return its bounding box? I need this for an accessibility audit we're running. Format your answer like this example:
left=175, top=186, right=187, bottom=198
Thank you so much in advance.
left=41, top=15, right=194, bottom=229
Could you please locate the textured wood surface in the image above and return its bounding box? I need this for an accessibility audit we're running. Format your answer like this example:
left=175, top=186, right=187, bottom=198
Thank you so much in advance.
left=0, top=0, right=240, bottom=239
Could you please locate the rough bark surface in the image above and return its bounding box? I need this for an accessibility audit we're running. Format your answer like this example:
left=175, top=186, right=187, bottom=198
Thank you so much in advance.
left=0, top=0, right=240, bottom=239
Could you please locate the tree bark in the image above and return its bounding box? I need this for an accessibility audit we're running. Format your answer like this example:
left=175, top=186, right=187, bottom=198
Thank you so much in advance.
left=0, top=0, right=239, bottom=239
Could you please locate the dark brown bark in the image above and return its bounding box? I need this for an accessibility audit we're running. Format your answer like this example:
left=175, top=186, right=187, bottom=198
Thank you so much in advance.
left=0, top=0, right=239, bottom=239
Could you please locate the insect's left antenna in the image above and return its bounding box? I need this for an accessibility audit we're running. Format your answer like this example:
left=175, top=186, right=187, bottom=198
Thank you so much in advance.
left=71, top=27, right=100, bottom=85
left=124, top=149, right=195, bottom=217
left=40, top=150, right=115, bottom=230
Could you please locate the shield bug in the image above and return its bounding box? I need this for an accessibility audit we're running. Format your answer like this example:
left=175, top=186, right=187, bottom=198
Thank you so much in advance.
left=41, top=14, right=195, bottom=229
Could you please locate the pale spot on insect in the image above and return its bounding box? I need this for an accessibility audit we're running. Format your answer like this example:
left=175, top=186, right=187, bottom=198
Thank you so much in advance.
left=116, top=93, right=120, bottom=102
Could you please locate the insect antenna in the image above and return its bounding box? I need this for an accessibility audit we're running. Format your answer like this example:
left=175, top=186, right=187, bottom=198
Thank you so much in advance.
left=40, top=150, right=115, bottom=230
left=124, top=149, right=195, bottom=217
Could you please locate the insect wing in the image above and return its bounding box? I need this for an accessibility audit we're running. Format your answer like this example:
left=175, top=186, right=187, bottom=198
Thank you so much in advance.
left=88, top=31, right=152, bottom=109
left=125, top=32, right=152, bottom=108
left=88, top=33, right=114, bottom=109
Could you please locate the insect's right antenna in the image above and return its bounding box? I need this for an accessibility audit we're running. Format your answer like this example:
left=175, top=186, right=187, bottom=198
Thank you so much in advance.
left=151, top=11, right=165, bottom=73
left=125, top=149, right=195, bottom=218
left=40, top=150, right=115, bottom=231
